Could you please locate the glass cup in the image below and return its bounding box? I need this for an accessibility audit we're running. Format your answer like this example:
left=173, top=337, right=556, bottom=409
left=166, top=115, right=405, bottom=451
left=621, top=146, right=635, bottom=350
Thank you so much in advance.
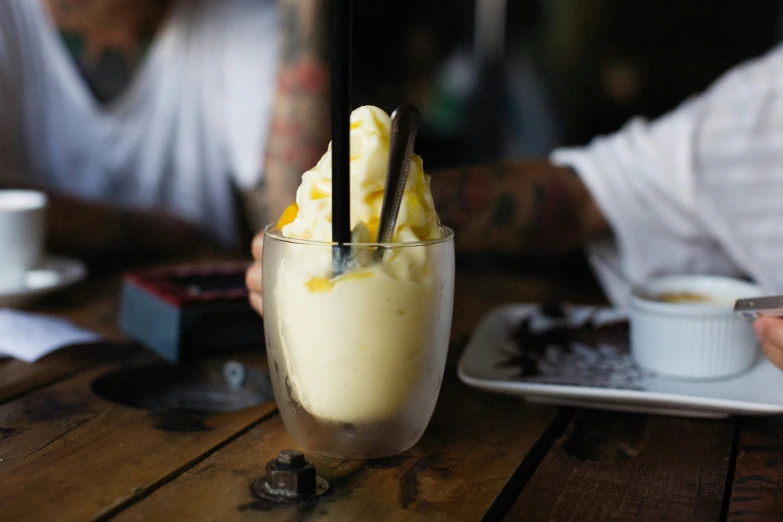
left=262, top=224, right=455, bottom=459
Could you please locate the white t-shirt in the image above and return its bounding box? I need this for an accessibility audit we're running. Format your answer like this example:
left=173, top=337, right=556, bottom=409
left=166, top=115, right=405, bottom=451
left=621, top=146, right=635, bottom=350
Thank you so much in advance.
left=552, top=44, right=783, bottom=307
left=0, top=0, right=279, bottom=247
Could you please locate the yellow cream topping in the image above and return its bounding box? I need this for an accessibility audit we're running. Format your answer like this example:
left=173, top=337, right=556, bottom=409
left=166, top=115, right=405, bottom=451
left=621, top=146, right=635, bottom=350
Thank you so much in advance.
left=279, top=105, right=441, bottom=243
left=305, top=271, right=375, bottom=293
left=276, top=203, right=299, bottom=230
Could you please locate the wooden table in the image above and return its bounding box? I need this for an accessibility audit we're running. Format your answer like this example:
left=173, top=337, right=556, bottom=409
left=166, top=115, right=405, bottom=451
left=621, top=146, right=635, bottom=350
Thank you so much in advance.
left=2, top=259, right=783, bottom=521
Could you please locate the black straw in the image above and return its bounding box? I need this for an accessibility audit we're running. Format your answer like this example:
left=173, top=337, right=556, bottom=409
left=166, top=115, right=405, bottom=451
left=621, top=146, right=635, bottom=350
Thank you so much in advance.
left=331, top=0, right=352, bottom=272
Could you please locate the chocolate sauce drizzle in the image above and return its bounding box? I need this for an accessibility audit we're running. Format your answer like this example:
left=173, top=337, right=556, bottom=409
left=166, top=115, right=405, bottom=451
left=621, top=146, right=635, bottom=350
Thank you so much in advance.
left=497, top=303, right=648, bottom=390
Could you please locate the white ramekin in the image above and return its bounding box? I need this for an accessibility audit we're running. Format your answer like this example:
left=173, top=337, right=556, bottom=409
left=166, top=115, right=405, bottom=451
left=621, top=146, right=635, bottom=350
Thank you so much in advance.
left=629, top=275, right=763, bottom=380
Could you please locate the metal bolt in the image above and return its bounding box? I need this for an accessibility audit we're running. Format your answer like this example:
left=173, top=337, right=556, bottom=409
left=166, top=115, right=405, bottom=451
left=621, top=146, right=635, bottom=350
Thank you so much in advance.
left=276, top=450, right=305, bottom=468
left=251, top=449, right=329, bottom=502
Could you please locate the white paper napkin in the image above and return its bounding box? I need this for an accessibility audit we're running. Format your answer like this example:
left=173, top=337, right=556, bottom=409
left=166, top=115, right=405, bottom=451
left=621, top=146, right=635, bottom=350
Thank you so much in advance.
left=0, top=309, right=102, bottom=362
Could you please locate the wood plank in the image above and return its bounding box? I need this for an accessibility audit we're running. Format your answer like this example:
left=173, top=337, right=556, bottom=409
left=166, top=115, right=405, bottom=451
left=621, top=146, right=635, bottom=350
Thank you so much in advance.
left=0, top=354, right=276, bottom=522
left=727, top=416, right=783, bottom=521
left=0, top=342, right=136, bottom=404
left=111, top=363, right=561, bottom=522
left=507, top=410, right=736, bottom=521
left=0, top=261, right=604, bottom=521
left=0, top=360, right=137, bottom=466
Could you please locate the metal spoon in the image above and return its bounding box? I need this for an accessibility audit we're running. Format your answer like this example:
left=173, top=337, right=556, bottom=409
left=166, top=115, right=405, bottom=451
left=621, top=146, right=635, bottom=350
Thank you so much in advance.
left=374, top=104, right=421, bottom=260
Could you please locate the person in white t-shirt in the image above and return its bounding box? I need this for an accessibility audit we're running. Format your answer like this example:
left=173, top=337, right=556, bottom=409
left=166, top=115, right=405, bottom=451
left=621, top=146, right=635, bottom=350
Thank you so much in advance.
left=0, top=0, right=330, bottom=262
left=245, top=43, right=783, bottom=370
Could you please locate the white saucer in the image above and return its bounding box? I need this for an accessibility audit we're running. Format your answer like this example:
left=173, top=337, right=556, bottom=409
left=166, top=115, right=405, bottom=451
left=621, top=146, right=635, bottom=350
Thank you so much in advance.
left=0, top=256, right=87, bottom=308
left=458, top=304, right=783, bottom=419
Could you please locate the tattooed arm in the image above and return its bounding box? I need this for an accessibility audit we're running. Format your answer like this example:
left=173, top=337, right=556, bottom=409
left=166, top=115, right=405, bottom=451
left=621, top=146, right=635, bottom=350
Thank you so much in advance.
left=242, top=0, right=331, bottom=231
left=45, top=192, right=219, bottom=263
left=0, top=175, right=218, bottom=263
left=429, top=159, right=609, bottom=255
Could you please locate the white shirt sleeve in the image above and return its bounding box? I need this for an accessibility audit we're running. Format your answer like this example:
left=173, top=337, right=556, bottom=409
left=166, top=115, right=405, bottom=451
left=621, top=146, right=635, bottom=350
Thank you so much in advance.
left=551, top=44, right=783, bottom=307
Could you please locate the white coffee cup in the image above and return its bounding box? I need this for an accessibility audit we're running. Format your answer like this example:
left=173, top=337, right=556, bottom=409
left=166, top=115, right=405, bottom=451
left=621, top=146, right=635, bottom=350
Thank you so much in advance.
left=0, top=190, right=48, bottom=290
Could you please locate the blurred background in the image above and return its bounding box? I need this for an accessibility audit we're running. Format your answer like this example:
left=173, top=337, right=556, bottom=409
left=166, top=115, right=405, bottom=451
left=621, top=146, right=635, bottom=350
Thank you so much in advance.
left=352, top=0, right=783, bottom=169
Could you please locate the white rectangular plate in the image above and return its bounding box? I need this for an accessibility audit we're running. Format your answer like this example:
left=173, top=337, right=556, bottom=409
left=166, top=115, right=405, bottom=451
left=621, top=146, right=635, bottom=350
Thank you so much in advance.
left=457, top=304, right=783, bottom=418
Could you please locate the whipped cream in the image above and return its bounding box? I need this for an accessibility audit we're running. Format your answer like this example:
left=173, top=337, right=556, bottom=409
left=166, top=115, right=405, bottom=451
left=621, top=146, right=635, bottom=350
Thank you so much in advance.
left=280, top=105, right=440, bottom=244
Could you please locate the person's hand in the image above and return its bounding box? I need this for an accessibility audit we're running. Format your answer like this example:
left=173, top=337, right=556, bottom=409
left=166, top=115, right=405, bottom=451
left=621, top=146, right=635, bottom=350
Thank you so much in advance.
left=246, top=232, right=264, bottom=315
left=754, top=316, right=783, bottom=370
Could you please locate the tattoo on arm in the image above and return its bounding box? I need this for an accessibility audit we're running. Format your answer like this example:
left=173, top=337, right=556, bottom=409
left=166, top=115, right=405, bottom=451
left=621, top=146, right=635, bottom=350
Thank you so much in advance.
left=429, top=159, right=608, bottom=255
left=243, top=0, right=331, bottom=231
left=46, top=0, right=171, bottom=103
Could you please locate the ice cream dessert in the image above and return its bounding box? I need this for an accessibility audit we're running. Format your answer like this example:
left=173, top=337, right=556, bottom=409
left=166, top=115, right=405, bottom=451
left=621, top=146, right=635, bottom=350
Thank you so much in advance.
left=279, top=105, right=442, bottom=281
left=268, top=105, right=453, bottom=428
